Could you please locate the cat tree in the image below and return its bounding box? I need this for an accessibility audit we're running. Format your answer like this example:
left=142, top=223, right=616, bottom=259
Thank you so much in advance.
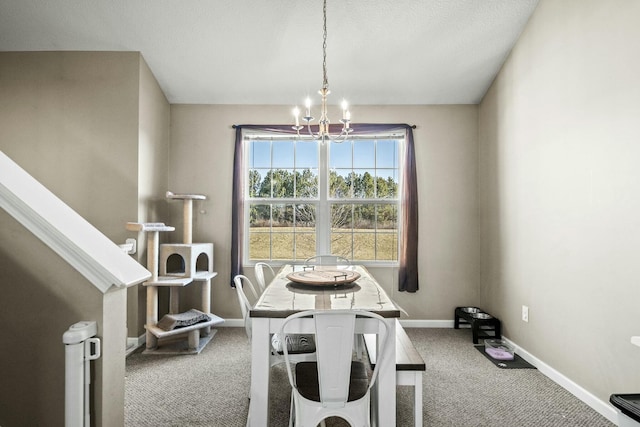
left=127, top=192, right=223, bottom=354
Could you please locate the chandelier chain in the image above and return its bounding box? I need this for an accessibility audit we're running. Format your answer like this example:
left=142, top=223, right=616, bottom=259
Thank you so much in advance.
left=322, top=0, right=328, bottom=90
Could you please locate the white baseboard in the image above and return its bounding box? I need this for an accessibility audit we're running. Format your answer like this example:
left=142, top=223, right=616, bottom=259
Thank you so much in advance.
left=501, top=336, right=618, bottom=425
left=399, top=319, right=454, bottom=328
left=380, top=319, right=620, bottom=424
left=218, top=319, right=244, bottom=327
left=126, top=334, right=146, bottom=356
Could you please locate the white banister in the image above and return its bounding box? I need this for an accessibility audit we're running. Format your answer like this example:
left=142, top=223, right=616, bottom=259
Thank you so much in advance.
left=0, top=151, right=151, bottom=293
left=63, top=321, right=101, bottom=427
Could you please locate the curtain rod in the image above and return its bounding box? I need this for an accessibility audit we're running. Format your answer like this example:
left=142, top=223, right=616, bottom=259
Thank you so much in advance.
left=232, top=124, right=417, bottom=129
left=244, top=134, right=405, bottom=141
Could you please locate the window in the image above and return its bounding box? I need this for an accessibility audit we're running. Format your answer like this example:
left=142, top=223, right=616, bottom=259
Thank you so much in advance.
left=244, top=133, right=403, bottom=265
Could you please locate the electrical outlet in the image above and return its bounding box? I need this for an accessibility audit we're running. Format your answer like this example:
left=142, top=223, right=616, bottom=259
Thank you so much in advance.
left=522, top=305, right=529, bottom=322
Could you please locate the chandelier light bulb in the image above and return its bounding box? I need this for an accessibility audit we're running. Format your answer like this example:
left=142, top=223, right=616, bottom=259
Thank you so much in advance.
left=293, top=107, right=300, bottom=127
left=305, top=97, right=312, bottom=118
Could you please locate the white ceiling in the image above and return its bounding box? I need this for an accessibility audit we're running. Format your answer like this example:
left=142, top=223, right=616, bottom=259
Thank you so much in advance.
left=0, top=0, right=539, bottom=105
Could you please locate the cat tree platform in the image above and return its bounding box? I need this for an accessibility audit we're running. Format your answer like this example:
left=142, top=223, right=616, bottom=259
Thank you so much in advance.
left=126, top=220, right=223, bottom=355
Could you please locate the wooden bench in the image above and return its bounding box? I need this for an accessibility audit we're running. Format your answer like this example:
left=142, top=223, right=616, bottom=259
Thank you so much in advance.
left=364, top=320, right=425, bottom=427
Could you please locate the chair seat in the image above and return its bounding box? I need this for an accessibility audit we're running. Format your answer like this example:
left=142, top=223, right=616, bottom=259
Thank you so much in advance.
left=271, top=333, right=316, bottom=354
left=295, top=361, right=369, bottom=403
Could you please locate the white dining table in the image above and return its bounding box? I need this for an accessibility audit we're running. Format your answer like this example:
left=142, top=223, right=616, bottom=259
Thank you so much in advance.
left=248, top=264, right=400, bottom=427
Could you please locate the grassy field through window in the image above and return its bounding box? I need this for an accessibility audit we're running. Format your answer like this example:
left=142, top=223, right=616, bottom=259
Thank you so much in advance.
left=249, top=227, right=398, bottom=262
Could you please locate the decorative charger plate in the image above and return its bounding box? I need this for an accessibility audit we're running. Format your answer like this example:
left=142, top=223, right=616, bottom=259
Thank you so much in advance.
left=286, top=269, right=361, bottom=286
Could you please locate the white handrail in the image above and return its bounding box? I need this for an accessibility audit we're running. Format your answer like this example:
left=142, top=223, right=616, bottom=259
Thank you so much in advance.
left=0, top=151, right=151, bottom=293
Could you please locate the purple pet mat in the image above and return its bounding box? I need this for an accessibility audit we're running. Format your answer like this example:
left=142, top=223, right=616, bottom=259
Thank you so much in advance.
left=474, top=345, right=536, bottom=369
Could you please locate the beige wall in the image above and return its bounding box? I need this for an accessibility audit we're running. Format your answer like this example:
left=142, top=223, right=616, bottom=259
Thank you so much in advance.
left=169, top=104, right=480, bottom=320
left=0, top=51, right=168, bottom=426
left=479, top=0, right=640, bottom=407
left=128, top=57, right=171, bottom=337
left=0, top=51, right=140, bottom=242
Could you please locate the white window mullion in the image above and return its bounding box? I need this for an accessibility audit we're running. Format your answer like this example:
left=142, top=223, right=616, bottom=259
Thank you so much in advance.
left=317, top=142, right=330, bottom=254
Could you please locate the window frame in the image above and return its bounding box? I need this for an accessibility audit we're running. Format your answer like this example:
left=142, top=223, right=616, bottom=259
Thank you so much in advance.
left=242, top=132, right=404, bottom=267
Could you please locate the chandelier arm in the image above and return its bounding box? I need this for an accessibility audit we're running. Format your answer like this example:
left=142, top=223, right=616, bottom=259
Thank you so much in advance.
left=326, top=130, right=349, bottom=144
left=306, top=121, right=319, bottom=139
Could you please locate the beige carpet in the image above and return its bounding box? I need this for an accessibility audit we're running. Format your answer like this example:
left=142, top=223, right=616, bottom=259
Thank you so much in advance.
left=125, top=327, right=614, bottom=427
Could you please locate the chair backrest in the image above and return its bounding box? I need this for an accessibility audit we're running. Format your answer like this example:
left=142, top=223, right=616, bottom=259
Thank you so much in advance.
left=304, top=254, right=351, bottom=266
left=254, top=262, right=275, bottom=293
left=280, top=309, right=389, bottom=407
left=233, top=275, right=259, bottom=338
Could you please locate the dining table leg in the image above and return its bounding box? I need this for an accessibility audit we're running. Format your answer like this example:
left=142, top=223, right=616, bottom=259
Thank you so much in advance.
left=249, top=317, right=271, bottom=427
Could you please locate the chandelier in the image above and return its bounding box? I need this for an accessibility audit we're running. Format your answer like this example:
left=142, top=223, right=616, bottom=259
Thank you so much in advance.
left=292, top=0, right=352, bottom=143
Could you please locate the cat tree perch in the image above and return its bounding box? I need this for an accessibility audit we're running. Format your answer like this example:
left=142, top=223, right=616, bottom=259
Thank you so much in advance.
left=165, top=191, right=205, bottom=244
left=127, top=191, right=222, bottom=355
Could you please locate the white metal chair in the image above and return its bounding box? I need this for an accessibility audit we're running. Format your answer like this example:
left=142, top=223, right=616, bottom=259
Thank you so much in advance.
left=304, top=254, right=351, bottom=266
left=233, top=275, right=316, bottom=365
left=233, top=274, right=259, bottom=339
left=280, top=309, right=390, bottom=427
left=254, top=262, right=275, bottom=293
